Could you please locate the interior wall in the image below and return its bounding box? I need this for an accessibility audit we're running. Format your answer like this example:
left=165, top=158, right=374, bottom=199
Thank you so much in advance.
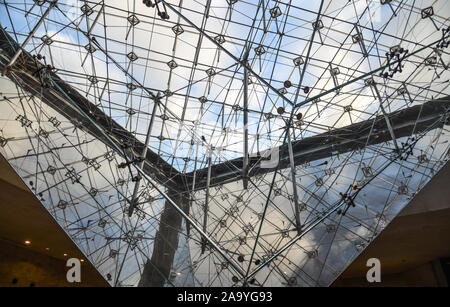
left=333, top=162, right=450, bottom=287
left=0, top=239, right=108, bottom=287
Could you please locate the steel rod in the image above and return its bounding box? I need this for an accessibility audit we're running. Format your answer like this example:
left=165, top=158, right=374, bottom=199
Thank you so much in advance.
left=160, top=0, right=296, bottom=107
left=201, top=148, right=212, bottom=254
left=243, top=51, right=249, bottom=190
left=44, top=71, right=246, bottom=279
left=293, top=36, right=448, bottom=109
left=4, top=1, right=57, bottom=71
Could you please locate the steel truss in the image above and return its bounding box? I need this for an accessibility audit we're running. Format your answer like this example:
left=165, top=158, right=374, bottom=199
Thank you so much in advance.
left=0, top=0, right=449, bottom=287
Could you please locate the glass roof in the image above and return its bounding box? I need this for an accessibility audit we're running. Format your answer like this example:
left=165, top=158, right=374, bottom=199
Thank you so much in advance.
left=0, top=0, right=449, bottom=286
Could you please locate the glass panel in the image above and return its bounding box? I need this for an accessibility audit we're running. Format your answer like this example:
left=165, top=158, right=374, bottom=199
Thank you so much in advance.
left=0, top=0, right=449, bottom=286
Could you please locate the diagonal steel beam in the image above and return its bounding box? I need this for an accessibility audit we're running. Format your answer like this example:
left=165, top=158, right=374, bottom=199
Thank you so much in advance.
left=287, top=125, right=302, bottom=234
left=2, top=0, right=57, bottom=72
left=128, top=93, right=161, bottom=217
left=0, top=26, right=245, bottom=279
left=160, top=0, right=296, bottom=107
left=201, top=148, right=213, bottom=254
left=243, top=48, right=250, bottom=190
left=293, top=35, right=449, bottom=109
left=369, top=80, right=400, bottom=152
left=0, top=26, right=182, bottom=191
left=187, top=95, right=450, bottom=190
left=21, top=55, right=247, bottom=279
left=243, top=0, right=327, bottom=282
left=245, top=124, right=444, bottom=281
left=44, top=70, right=246, bottom=279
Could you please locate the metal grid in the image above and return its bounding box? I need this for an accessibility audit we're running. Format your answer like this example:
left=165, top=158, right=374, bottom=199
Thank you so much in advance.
left=0, top=0, right=449, bottom=286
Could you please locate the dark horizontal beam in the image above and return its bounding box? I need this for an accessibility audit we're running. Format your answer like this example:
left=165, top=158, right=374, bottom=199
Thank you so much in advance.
left=187, top=95, right=450, bottom=190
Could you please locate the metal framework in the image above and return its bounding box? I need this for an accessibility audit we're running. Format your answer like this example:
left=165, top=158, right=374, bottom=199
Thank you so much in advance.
left=0, top=0, right=449, bottom=287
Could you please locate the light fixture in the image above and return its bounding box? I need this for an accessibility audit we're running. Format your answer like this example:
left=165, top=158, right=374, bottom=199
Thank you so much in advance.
left=45, top=247, right=50, bottom=251
left=63, top=253, right=68, bottom=257
left=24, top=240, right=31, bottom=245
left=80, top=259, right=85, bottom=262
